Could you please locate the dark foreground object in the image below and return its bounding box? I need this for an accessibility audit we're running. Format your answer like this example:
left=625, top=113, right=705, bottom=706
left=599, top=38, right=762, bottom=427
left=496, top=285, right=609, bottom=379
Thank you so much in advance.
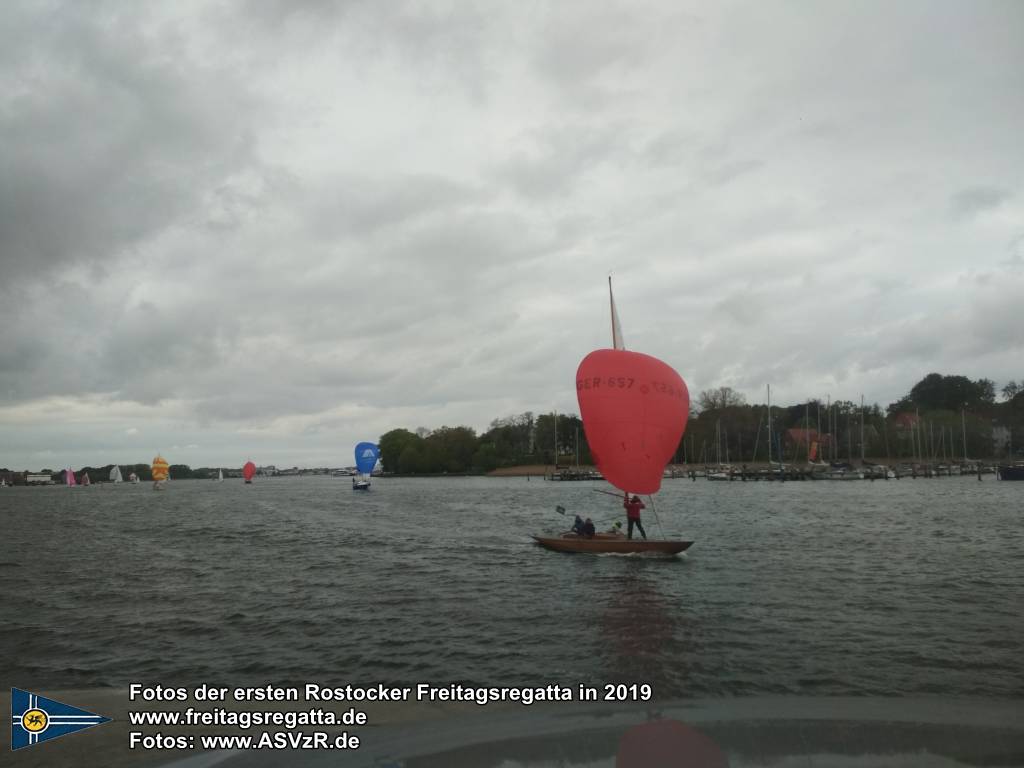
left=997, top=464, right=1024, bottom=480
left=158, top=697, right=1024, bottom=768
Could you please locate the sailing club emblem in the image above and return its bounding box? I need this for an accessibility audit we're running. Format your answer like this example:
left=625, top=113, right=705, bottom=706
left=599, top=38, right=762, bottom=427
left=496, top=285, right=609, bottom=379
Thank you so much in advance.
left=10, top=688, right=111, bottom=750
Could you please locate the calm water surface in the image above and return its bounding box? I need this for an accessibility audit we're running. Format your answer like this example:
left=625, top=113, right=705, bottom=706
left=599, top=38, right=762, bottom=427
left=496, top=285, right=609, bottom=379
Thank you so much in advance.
left=1, top=476, right=1021, bottom=699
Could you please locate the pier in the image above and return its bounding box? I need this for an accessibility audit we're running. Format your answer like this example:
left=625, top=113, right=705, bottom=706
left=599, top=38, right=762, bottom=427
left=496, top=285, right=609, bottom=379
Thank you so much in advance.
left=662, top=462, right=998, bottom=482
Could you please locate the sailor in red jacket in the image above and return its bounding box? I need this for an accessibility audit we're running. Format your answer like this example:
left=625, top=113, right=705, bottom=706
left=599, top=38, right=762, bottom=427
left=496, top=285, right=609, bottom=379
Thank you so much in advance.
left=623, top=493, right=647, bottom=540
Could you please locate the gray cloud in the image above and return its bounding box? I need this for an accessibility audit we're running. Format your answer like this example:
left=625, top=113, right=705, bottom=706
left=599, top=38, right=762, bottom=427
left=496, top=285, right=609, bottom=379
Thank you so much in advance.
left=0, top=3, right=259, bottom=283
left=1, top=0, right=1022, bottom=468
left=951, top=186, right=1012, bottom=218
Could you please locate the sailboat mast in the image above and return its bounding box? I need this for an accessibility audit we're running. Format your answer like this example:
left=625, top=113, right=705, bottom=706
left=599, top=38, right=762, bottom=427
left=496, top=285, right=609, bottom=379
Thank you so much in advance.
left=609, top=276, right=615, bottom=347
left=860, top=394, right=865, bottom=464
left=961, top=409, right=967, bottom=461
left=806, top=402, right=811, bottom=462
left=767, top=384, right=772, bottom=466
left=826, top=394, right=831, bottom=461
left=553, top=410, right=558, bottom=470
left=816, top=400, right=821, bottom=450
left=916, top=408, right=921, bottom=465
left=716, top=418, right=721, bottom=465
left=847, top=411, right=852, bottom=463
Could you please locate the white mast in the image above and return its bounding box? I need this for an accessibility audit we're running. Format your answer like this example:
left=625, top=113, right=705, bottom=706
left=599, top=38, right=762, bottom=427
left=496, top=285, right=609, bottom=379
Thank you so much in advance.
left=553, top=409, right=558, bottom=470
left=609, top=276, right=625, bottom=350
left=860, top=394, right=865, bottom=464
left=962, top=408, right=968, bottom=462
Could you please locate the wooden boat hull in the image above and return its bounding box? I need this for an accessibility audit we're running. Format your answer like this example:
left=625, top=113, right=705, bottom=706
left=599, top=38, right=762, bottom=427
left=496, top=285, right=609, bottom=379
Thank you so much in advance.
left=532, top=535, right=692, bottom=555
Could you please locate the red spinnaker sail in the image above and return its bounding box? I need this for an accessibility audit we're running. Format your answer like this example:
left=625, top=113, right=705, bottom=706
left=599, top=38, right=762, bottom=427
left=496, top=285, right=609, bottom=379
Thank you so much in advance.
left=576, top=349, right=689, bottom=495
left=243, top=461, right=256, bottom=481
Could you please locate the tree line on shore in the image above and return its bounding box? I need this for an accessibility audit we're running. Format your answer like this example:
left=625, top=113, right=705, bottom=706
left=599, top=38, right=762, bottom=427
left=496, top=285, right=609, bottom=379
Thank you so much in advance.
left=378, top=372, right=1023, bottom=474
left=3, top=373, right=1020, bottom=480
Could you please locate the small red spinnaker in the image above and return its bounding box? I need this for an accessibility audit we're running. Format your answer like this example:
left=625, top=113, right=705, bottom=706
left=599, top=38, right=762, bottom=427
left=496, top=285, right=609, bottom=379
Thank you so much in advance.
left=242, top=461, right=256, bottom=482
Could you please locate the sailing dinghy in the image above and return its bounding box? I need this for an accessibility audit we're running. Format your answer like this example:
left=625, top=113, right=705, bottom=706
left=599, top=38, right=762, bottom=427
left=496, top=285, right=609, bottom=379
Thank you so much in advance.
left=110, top=465, right=123, bottom=483
left=534, top=278, right=693, bottom=555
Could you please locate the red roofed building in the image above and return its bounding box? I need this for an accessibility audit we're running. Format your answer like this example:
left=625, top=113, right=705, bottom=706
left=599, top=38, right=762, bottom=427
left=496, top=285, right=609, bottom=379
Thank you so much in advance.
left=894, top=412, right=919, bottom=429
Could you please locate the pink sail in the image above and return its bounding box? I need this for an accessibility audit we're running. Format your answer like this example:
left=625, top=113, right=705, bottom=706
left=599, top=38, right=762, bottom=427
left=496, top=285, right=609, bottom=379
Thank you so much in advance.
left=66, top=468, right=77, bottom=486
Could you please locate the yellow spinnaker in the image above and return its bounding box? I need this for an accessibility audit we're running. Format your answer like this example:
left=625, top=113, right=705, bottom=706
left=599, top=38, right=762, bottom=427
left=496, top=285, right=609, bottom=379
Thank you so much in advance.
left=152, top=455, right=169, bottom=482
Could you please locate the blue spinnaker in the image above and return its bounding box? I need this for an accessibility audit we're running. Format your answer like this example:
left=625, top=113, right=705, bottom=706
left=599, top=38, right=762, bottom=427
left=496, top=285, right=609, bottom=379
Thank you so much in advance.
left=355, top=442, right=380, bottom=475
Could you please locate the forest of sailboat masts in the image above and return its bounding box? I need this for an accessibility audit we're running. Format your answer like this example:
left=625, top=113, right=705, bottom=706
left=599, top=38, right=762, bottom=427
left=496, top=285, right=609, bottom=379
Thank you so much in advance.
left=372, top=373, right=1021, bottom=474
left=681, top=374, right=1020, bottom=468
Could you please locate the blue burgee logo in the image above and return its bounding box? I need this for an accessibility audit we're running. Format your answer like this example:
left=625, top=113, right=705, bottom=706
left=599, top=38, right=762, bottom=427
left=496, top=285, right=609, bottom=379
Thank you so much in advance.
left=11, top=688, right=111, bottom=750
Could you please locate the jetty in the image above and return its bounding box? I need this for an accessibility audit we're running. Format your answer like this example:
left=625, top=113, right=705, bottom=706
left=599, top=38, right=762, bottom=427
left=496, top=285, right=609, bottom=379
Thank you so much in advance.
left=662, top=462, right=998, bottom=482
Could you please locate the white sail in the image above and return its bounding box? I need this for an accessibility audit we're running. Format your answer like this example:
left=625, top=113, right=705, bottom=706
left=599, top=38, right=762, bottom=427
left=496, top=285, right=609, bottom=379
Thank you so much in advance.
left=218, top=468, right=223, bottom=481
left=609, top=276, right=625, bottom=350
left=110, top=465, right=123, bottom=483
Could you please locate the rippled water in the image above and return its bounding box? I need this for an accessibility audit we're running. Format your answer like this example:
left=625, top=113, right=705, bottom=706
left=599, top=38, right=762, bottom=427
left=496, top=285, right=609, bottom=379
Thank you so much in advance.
left=1, top=476, right=1021, bottom=699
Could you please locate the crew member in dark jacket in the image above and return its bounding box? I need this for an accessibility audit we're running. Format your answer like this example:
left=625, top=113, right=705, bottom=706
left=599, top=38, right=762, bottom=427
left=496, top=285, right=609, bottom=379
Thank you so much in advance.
left=582, top=518, right=596, bottom=538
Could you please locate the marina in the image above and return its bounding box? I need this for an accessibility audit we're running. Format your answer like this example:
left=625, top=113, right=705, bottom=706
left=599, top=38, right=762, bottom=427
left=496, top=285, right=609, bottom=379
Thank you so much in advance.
left=668, top=461, right=1006, bottom=482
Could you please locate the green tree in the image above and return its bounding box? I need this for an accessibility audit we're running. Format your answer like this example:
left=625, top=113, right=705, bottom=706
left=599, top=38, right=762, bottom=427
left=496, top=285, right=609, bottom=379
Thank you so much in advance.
left=697, top=386, right=747, bottom=412
left=379, top=429, right=419, bottom=473
left=425, top=426, right=478, bottom=472
left=890, top=373, right=996, bottom=415
left=397, top=442, right=425, bottom=473
left=472, top=443, right=499, bottom=472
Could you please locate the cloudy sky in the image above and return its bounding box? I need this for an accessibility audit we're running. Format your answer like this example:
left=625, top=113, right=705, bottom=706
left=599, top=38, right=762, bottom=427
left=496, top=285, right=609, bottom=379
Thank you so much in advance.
left=1, top=0, right=1021, bottom=469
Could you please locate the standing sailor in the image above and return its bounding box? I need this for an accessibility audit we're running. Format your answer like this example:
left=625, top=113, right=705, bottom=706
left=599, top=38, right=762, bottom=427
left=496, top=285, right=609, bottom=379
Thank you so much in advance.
left=623, top=494, right=647, bottom=540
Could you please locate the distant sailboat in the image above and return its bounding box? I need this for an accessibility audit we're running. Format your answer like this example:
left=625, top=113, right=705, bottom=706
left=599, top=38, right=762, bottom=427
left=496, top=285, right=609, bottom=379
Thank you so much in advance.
left=129, top=471, right=139, bottom=484
left=66, top=468, right=77, bottom=487
left=81, top=471, right=91, bottom=486
left=352, top=442, right=379, bottom=490
left=243, top=461, right=256, bottom=484
left=152, top=455, right=169, bottom=491
left=110, top=465, right=123, bottom=483
left=217, top=468, right=224, bottom=482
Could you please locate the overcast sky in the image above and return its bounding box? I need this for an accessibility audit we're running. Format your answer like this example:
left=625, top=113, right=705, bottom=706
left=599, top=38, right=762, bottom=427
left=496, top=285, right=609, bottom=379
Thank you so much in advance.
left=1, top=0, right=1021, bottom=469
